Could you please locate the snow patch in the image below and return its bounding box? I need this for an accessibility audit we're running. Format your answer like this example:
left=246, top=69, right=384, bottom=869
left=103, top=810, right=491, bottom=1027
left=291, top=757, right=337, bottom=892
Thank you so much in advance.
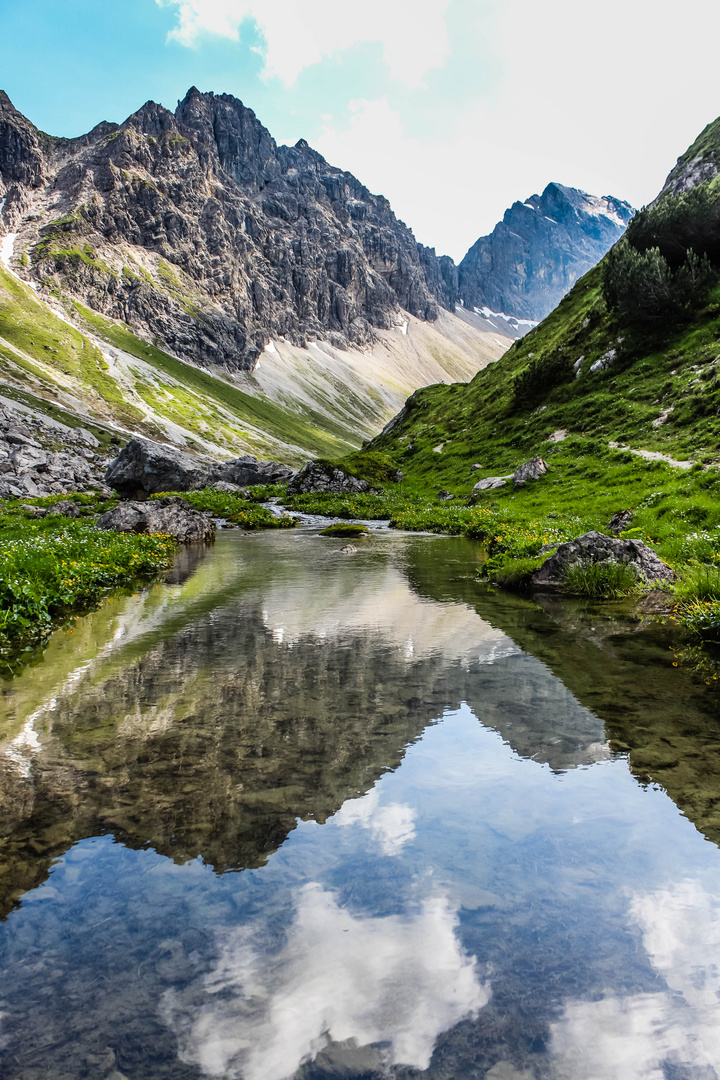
left=477, top=306, right=537, bottom=330
left=0, top=198, right=5, bottom=219
left=263, top=340, right=277, bottom=354
left=400, top=320, right=408, bottom=336
left=0, top=232, right=17, bottom=268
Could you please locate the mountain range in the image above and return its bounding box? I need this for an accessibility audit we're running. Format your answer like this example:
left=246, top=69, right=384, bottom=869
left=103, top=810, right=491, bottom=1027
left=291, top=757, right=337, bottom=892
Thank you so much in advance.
left=0, top=87, right=631, bottom=459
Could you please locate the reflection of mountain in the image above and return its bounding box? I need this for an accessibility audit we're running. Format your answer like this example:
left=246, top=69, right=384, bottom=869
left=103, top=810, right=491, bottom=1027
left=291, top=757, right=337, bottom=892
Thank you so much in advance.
left=405, top=542, right=720, bottom=847
left=0, top=532, right=610, bottom=919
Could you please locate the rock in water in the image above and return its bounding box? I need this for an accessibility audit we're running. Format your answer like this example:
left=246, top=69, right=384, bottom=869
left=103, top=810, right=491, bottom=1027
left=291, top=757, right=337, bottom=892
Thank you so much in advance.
left=513, top=457, right=548, bottom=487
left=105, top=439, right=292, bottom=497
left=531, top=531, right=675, bottom=589
left=287, top=462, right=376, bottom=495
left=96, top=497, right=215, bottom=543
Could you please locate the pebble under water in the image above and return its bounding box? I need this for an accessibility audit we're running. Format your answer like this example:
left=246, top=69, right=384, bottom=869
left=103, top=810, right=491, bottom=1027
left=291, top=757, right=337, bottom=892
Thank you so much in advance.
left=1, top=527, right=719, bottom=1080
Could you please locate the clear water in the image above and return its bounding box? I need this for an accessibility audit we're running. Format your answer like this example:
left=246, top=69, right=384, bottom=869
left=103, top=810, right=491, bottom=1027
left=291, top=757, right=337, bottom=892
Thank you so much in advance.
left=1, top=528, right=720, bottom=1080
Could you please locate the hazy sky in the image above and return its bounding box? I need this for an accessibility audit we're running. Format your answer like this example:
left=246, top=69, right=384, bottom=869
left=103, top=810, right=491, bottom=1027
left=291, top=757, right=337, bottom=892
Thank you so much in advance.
left=2, top=0, right=720, bottom=260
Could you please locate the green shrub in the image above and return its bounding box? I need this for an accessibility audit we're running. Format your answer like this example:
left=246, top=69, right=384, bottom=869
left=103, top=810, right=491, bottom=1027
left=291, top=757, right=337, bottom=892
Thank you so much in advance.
left=562, top=559, right=640, bottom=598
left=512, top=351, right=573, bottom=405
left=483, top=555, right=545, bottom=591
left=603, top=240, right=715, bottom=323
left=319, top=523, right=369, bottom=537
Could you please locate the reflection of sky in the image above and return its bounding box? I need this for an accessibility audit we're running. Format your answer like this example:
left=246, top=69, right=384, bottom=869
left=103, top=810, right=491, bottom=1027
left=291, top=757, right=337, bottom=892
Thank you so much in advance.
left=3, top=706, right=720, bottom=1079
left=551, top=879, right=720, bottom=1079
left=164, top=885, right=488, bottom=1080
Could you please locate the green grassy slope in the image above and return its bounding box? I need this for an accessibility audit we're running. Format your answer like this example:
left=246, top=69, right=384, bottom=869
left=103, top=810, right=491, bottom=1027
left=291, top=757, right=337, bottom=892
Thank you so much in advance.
left=0, top=265, right=354, bottom=461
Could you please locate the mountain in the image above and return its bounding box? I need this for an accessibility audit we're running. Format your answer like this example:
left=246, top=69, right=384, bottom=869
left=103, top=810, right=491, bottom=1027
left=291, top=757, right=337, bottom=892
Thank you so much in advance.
left=0, top=88, right=514, bottom=459
left=458, top=183, right=634, bottom=323
left=371, top=115, right=720, bottom=492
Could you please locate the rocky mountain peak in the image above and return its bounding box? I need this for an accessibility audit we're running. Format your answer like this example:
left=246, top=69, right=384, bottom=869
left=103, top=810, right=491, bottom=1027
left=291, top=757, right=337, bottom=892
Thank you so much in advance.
left=458, top=183, right=634, bottom=322
left=0, top=87, right=455, bottom=372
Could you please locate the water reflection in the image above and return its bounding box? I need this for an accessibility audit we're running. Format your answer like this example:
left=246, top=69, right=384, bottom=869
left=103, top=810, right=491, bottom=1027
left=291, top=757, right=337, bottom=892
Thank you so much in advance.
left=0, top=530, right=719, bottom=1079
left=164, top=886, right=487, bottom=1080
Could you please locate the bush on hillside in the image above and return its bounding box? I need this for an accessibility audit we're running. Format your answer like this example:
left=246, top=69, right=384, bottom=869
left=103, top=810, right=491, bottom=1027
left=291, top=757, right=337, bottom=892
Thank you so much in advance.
left=512, top=351, right=574, bottom=405
left=626, top=178, right=720, bottom=267
left=602, top=241, right=715, bottom=323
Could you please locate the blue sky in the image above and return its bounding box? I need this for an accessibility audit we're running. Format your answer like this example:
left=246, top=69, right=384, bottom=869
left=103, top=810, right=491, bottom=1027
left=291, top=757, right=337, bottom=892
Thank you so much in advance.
left=2, top=0, right=720, bottom=260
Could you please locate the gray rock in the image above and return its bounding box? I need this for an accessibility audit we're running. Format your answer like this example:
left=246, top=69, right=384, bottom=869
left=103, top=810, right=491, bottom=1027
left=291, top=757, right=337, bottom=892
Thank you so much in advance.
left=208, top=455, right=293, bottom=488
left=590, top=348, right=617, bottom=374
left=96, top=497, right=216, bottom=543
left=470, top=463, right=483, bottom=471
left=436, top=490, right=455, bottom=501
left=105, top=439, right=293, bottom=497
left=531, top=531, right=675, bottom=590
left=74, top=427, right=100, bottom=447
left=48, top=500, right=82, bottom=518
left=19, top=503, right=47, bottom=518
left=471, top=476, right=508, bottom=495
left=287, top=461, right=376, bottom=495
left=340, top=545, right=358, bottom=554
left=609, top=510, right=633, bottom=533
left=513, top=456, right=548, bottom=487
left=105, top=439, right=209, bottom=497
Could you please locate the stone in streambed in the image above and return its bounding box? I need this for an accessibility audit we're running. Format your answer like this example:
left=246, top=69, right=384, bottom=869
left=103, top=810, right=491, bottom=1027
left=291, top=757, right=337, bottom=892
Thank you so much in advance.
left=96, top=496, right=215, bottom=543
left=531, top=531, right=675, bottom=590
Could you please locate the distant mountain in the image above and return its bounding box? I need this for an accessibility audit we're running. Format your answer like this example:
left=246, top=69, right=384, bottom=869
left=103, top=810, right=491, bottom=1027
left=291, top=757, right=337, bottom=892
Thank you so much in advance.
left=458, top=183, right=634, bottom=322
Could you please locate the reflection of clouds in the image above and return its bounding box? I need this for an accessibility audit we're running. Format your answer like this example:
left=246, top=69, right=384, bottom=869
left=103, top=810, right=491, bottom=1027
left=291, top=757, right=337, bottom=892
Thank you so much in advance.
left=550, top=879, right=720, bottom=1079
left=259, top=565, right=516, bottom=664
left=163, top=884, right=488, bottom=1080
left=333, top=789, right=416, bottom=855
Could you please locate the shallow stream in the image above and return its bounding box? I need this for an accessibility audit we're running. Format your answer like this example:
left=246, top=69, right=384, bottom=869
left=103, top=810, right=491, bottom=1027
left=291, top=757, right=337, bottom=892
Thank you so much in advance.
left=1, top=528, right=720, bottom=1080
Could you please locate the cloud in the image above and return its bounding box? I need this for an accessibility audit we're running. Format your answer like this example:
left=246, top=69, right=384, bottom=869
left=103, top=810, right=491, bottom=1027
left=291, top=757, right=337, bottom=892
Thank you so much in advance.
left=549, top=879, right=720, bottom=1078
left=163, top=883, right=488, bottom=1080
left=157, top=0, right=451, bottom=87
left=333, top=788, right=416, bottom=855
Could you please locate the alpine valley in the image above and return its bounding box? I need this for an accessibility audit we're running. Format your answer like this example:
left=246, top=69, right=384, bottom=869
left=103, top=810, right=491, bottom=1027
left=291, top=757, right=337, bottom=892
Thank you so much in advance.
left=0, top=87, right=628, bottom=465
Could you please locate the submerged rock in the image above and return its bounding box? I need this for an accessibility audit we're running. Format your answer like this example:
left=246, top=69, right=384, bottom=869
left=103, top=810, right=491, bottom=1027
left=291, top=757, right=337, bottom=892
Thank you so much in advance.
left=531, top=531, right=675, bottom=589
left=96, top=497, right=216, bottom=543
left=287, top=462, right=376, bottom=495
left=513, top=456, right=548, bottom=487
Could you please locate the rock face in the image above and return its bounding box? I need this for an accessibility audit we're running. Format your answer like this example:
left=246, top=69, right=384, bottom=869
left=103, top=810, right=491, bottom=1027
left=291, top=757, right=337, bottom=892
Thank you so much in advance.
left=0, top=87, right=456, bottom=372
left=513, top=456, right=548, bottom=487
left=96, top=496, right=215, bottom=543
left=531, top=531, right=675, bottom=590
left=458, top=183, right=634, bottom=322
left=0, top=402, right=111, bottom=499
left=287, top=461, right=375, bottom=495
left=105, top=438, right=292, bottom=497
left=608, top=510, right=633, bottom=533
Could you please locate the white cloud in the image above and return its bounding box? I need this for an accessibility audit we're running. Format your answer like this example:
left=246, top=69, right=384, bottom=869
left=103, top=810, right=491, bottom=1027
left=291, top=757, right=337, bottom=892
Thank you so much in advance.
left=157, top=0, right=451, bottom=87
left=549, top=879, right=720, bottom=1079
left=333, top=788, right=416, bottom=855
left=162, top=883, right=488, bottom=1080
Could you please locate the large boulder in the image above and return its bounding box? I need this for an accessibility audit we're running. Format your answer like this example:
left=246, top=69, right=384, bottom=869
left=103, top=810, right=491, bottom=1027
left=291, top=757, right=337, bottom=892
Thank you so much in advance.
left=105, top=439, right=293, bottom=498
left=104, top=439, right=209, bottom=498
left=96, top=497, right=216, bottom=543
left=208, top=455, right=293, bottom=488
left=513, top=456, right=548, bottom=487
left=531, top=531, right=675, bottom=590
left=287, top=462, right=376, bottom=495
